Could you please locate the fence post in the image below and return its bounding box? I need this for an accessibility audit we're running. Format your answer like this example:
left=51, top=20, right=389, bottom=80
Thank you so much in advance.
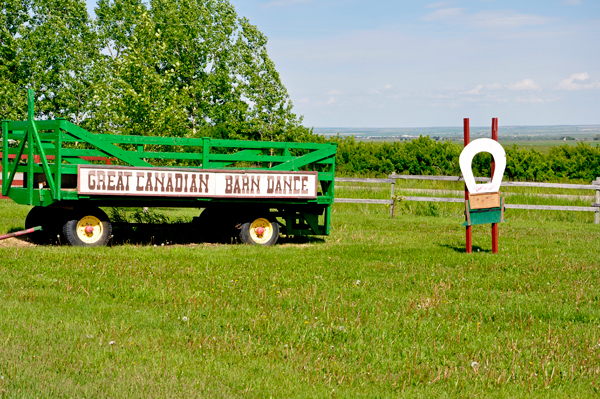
left=594, top=177, right=600, bottom=225
left=390, top=179, right=396, bottom=218
left=464, top=118, right=472, bottom=253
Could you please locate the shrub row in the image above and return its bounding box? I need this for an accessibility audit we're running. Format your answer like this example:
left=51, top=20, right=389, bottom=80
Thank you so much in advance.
left=326, top=136, right=600, bottom=182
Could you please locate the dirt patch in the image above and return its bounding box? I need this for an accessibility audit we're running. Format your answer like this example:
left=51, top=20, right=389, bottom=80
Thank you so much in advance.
left=0, top=237, right=35, bottom=248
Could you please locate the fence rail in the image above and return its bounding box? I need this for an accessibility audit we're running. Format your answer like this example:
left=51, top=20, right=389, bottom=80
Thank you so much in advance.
left=2, top=151, right=600, bottom=224
left=335, top=174, right=600, bottom=224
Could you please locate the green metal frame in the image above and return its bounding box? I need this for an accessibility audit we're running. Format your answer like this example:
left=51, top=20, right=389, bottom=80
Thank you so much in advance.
left=1, top=90, right=337, bottom=236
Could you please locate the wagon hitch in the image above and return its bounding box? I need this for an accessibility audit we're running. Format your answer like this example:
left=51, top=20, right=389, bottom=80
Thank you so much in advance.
left=0, top=226, right=42, bottom=241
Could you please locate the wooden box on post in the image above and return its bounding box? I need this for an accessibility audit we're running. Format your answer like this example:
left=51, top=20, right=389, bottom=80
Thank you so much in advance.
left=463, top=192, right=505, bottom=226
left=468, top=192, right=500, bottom=209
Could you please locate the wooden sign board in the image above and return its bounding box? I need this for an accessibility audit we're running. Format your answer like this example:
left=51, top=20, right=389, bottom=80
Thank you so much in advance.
left=77, top=165, right=318, bottom=199
left=468, top=192, right=500, bottom=210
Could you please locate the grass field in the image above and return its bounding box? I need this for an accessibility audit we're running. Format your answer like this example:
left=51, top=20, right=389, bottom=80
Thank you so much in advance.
left=497, top=140, right=598, bottom=154
left=1, top=196, right=600, bottom=398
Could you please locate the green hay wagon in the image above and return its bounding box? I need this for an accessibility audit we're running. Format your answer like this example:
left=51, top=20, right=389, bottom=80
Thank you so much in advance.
left=1, top=90, right=336, bottom=247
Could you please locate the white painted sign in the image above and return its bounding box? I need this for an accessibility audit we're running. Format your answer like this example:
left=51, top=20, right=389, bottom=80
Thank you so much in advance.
left=459, top=138, right=506, bottom=194
left=77, top=166, right=318, bottom=198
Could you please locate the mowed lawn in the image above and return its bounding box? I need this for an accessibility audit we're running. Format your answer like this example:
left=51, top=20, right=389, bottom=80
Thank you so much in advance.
left=1, top=200, right=600, bottom=398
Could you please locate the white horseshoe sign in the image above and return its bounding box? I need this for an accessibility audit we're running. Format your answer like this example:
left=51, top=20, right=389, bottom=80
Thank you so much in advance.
left=459, top=138, right=506, bottom=194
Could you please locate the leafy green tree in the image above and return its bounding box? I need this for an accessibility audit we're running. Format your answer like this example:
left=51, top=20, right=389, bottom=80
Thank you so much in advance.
left=88, top=0, right=307, bottom=141
left=0, top=0, right=97, bottom=122
left=1, top=0, right=308, bottom=142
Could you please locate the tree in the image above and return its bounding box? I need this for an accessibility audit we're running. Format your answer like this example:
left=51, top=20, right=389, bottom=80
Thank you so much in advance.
left=0, top=0, right=97, bottom=122
left=0, top=0, right=309, bottom=142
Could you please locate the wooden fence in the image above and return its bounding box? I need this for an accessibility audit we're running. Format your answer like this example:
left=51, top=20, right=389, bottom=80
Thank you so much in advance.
left=335, top=175, right=600, bottom=224
left=2, top=150, right=599, bottom=224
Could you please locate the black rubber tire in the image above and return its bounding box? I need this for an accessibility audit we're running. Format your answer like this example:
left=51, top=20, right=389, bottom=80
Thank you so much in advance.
left=196, top=207, right=239, bottom=244
left=25, top=206, right=65, bottom=245
left=62, top=207, right=112, bottom=247
left=239, top=216, right=280, bottom=246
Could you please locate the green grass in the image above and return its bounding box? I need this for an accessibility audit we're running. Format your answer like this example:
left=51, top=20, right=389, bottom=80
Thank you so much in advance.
left=1, top=199, right=600, bottom=398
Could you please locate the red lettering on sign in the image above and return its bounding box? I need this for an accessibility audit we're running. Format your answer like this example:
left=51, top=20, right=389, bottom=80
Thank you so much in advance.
left=233, top=176, right=241, bottom=194
left=145, top=172, right=153, bottom=192
left=88, top=171, right=96, bottom=190
left=175, top=173, right=183, bottom=193
left=155, top=173, right=164, bottom=192
left=97, top=171, right=106, bottom=190
left=190, top=174, right=198, bottom=193
left=225, top=175, right=233, bottom=194
left=107, top=171, right=116, bottom=191
left=166, top=173, right=174, bottom=192
left=199, top=174, right=209, bottom=193
left=136, top=172, right=145, bottom=191
left=116, top=172, right=125, bottom=191
left=293, top=176, right=300, bottom=194
left=123, top=172, right=132, bottom=191
left=251, top=176, right=260, bottom=194
left=267, top=176, right=274, bottom=193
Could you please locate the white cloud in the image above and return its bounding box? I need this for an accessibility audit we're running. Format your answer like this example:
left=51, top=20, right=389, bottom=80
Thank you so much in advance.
left=515, top=95, right=560, bottom=103
left=423, top=8, right=553, bottom=30
left=464, top=83, right=503, bottom=94
left=561, top=0, right=581, bottom=5
left=423, top=7, right=465, bottom=22
left=261, top=0, right=315, bottom=7
left=327, top=89, right=344, bottom=95
left=326, top=97, right=335, bottom=104
left=384, top=84, right=392, bottom=90
left=558, top=73, right=600, bottom=90
left=426, top=1, right=453, bottom=9
left=465, top=84, right=484, bottom=95
left=472, top=11, right=550, bottom=29
left=508, top=79, right=541, bottom=91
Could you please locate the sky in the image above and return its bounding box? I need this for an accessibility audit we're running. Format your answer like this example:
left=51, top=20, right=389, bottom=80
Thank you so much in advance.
left=86, top=0, right=600, bottom=128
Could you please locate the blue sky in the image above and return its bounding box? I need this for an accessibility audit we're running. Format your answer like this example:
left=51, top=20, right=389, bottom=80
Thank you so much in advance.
left=86, top=0, right=600, bottom=128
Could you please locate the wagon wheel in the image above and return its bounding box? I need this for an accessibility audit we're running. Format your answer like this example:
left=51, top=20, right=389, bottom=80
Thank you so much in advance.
left=239, top=216, right=280, bottom=246
left=25, top=206, right=66, bottom=245
left=196, top=207, right=238, bottom=244
left=63, top=207, right=112, bottom=247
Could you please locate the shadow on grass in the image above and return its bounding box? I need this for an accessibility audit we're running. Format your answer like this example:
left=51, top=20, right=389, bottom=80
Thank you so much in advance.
left=5, top=223, right=326, bottom=247
left=111, top=222, right=200, bottom=246
left=439, top=243, right=491, bottom=253
left=111, top=223, right=326, bottom=246
left=277, top=235, right=325, bottom=245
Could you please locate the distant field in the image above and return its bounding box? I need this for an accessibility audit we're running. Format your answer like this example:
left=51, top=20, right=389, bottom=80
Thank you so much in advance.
left=497, top=139, right=597, bottom=154
left=1, top=185, right=600, bottom=397
left=314, top=125, right=600, bottom=154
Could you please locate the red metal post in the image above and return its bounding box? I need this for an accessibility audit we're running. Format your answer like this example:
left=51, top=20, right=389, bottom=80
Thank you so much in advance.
left=464, top=118, right=472, bottom=253
left=491, top=118, right=498, bottom=254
